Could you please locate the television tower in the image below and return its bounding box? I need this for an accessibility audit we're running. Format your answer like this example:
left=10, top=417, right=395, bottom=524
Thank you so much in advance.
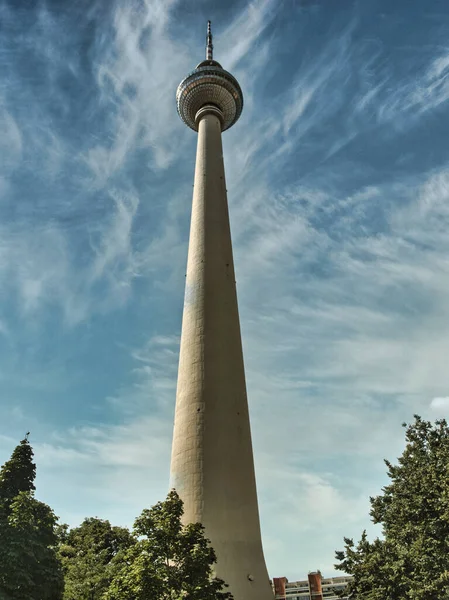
left=171, top=21, right=273, bottom=600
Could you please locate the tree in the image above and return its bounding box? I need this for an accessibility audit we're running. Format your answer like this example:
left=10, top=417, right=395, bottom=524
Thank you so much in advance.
left=104, top=489, right=233, bottom=600
left=0, top=434, right=35, bottom=505
left=0, top=435, right=64, bottom=599
left=58, top=517, right=135, bottom=599
left=335, top=415, right=449, bottom=599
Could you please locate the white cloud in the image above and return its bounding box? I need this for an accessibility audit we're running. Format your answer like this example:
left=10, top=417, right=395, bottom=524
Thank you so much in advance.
left=0, top=188, right=141, bottom=326
left=88, top=188, right=139, bottom=300
left=373, top=49, right=449, bottom=125
left=85, top=0, right=191, bottom=184
left=430, top=396, right=449, bottom=413
left=219, top=0, right=279, bottom=71
left=33, top=413, right=172, bottom=528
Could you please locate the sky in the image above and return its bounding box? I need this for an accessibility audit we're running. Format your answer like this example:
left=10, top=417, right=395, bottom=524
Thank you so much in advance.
left=0, top=0, right=449, bottom=582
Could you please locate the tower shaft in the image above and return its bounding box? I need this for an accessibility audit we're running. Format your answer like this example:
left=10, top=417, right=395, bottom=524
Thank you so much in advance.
left=170, top=109, right=273, bottom=600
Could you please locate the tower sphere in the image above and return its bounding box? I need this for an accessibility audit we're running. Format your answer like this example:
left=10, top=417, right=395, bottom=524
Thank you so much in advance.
left=176, top=25, right=243, bottom=132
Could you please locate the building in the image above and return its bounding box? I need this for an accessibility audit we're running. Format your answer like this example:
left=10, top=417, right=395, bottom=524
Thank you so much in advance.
left=272, top=573, right=353, bottom=600
left=170, top=21, right=273, bottom=600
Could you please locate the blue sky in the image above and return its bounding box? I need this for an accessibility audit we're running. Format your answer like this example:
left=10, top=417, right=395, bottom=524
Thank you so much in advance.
left=1, top=0, right=449, bottom=581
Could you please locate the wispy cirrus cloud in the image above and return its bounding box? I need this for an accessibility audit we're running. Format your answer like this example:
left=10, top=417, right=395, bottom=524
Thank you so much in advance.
left=0, top=184, right=140, bottom=326
left=220, top=0, right=278, bottom=71
left=376, top=49, right=449, bottom=124
left=86, top=0, right=192, bottom=183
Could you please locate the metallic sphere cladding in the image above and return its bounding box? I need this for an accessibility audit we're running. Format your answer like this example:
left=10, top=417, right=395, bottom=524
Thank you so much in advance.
left=176, top=60, right=244, bottom=132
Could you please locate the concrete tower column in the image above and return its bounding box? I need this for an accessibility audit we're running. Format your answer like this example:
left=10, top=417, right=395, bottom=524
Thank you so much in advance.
left=172, top=23, right=274, bottom=600
left=171, top=105, right=272, bottom=600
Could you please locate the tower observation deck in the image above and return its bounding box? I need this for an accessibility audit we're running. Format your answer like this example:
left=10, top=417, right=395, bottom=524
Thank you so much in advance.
left=176, top=20, right=243, bottom=131
left=170, top=22, right=274, bottom=600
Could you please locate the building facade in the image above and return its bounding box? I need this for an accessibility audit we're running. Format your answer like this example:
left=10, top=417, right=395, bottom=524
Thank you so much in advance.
left=272, top=572, right=353, bottom=600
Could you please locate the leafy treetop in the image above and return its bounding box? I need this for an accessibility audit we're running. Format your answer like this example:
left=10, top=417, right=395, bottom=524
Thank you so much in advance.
left=0, top=434, right=36, bottom=509
left=335, top=415, right=449, bottom=600
left=104, top=489, right=234, bottom=600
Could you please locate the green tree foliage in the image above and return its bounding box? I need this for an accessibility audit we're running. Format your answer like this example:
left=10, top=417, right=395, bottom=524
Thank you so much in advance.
left=0, top=435, right=64, bottom=599
left=104, top=489, right=233, bottom=600
left=335, top=415, right=449, bottom=599
left=58, top=517, right=135, bottom=599
left=0, top=434, right=35, bottom=505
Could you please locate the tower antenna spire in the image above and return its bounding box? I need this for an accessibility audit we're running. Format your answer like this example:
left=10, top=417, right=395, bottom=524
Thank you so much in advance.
left=206, top=20, right=213, bottom=61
